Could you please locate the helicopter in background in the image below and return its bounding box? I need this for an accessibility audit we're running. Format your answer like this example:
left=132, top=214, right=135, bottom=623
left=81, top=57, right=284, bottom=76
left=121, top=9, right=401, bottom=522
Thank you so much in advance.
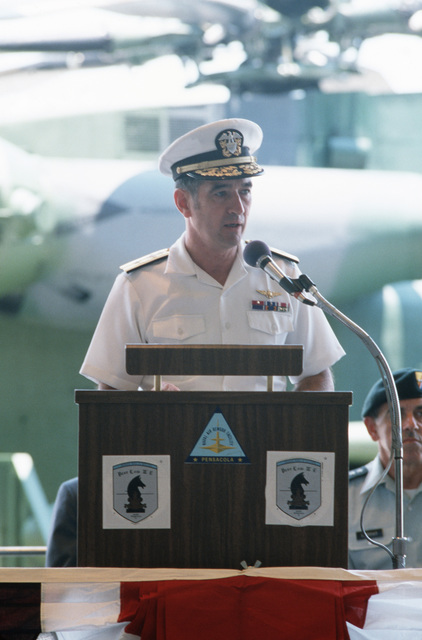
left=1, top=0, right=422, bottom=94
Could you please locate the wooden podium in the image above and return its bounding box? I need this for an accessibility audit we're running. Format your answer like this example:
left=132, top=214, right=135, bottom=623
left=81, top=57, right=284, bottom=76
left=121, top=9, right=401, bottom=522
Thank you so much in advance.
left=76, top=345, right=352, bottom=569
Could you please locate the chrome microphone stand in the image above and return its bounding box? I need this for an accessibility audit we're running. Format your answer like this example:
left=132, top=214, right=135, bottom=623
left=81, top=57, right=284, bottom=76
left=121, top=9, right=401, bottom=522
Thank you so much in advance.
left=296, top=273, right=406, bottom=569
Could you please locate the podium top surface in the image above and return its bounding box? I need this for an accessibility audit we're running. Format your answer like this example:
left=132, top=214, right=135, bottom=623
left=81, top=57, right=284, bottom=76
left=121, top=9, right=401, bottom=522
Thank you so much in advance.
left=125, top=344, right=303, bottom=376
left=75, top=390, right=353, bottom=406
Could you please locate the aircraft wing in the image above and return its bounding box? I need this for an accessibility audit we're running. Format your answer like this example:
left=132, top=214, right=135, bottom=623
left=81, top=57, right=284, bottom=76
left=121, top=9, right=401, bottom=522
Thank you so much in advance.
left=1, top=140, right=422, bottom=329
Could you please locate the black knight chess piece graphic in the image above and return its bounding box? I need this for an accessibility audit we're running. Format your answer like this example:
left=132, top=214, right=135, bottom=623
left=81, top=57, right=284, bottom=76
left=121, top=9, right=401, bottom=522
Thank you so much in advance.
left=288, top=472, right=310, bottom=510
left=125, top=475, right=147, bottom=513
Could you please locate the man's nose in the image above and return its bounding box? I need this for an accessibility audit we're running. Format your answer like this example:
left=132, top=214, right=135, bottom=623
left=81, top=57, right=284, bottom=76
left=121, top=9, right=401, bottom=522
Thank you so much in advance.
left=402, top=411, right=421, bottom=430
left=229, top=192, right=246, bottom=215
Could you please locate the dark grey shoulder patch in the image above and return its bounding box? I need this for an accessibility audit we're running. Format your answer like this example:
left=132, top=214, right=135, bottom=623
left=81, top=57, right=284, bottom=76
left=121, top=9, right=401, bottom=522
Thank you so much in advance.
left=270, top=246, right=299, bottom=264
left=120, top=248, right=170, bottom=273
left=349, top=466, right=369, bottom=481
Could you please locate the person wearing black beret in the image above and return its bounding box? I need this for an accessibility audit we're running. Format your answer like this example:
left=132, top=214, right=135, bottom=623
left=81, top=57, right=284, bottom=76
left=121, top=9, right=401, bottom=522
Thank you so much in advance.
left=349, top=368, right=422, bottom=569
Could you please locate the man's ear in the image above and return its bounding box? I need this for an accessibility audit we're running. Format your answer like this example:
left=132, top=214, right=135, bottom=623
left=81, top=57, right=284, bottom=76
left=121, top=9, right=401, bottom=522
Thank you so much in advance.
left=174, top=188, right=192, bottom=219
left=364, top=416, right=380, bottom=442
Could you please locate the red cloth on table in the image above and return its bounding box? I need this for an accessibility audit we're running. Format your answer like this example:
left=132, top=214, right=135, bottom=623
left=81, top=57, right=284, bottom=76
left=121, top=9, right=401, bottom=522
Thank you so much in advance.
left=119, top=576, right=378, bottom=640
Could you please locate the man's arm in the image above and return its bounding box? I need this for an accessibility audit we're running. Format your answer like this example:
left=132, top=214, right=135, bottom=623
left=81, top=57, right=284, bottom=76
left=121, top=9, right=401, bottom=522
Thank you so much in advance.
left=293, top=368, right=334, bottom=392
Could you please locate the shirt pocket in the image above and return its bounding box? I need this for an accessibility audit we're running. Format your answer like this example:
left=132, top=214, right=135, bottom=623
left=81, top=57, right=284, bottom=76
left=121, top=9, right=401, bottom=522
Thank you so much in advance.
left=247, top=310, right=294, bottom=341
left=151, top=314, right=206, bottom=342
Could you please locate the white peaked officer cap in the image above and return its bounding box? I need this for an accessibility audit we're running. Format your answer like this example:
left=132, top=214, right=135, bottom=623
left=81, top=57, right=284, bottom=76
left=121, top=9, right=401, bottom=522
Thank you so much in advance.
left=158, top=118, right=264, bottom=180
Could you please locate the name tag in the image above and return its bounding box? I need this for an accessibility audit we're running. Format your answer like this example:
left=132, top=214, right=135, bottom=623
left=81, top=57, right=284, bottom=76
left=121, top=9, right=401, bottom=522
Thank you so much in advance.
left=356, top=528, right=383, bottom=540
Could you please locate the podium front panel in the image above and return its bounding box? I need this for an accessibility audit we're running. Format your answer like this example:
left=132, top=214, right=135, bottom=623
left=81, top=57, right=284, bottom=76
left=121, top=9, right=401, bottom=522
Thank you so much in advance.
left=76, top=390, right=351, bottom=569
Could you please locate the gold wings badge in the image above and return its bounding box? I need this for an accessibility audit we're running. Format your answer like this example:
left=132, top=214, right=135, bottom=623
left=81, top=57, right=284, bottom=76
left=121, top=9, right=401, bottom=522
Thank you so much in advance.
left=256, top=289, right=281, bottom=300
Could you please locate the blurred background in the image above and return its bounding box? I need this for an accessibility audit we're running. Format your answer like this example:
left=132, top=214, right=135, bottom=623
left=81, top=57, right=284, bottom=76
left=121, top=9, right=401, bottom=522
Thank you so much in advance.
left=1, top=0, right=421, bottom=564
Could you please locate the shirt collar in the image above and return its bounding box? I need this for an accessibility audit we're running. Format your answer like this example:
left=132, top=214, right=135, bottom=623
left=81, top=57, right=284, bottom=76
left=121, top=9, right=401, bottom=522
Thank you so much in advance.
left=165, top=233, right=196, bottom=276
left=361, top=455, right=422, bottom=495
left=165, top=233, right=248, bottom=289
left=360, top=456, right=390, bottom=494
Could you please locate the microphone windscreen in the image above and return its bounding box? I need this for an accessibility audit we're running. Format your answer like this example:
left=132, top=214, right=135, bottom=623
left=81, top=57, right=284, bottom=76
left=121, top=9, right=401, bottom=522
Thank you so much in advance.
left=243, top=240, right=271, bottom=267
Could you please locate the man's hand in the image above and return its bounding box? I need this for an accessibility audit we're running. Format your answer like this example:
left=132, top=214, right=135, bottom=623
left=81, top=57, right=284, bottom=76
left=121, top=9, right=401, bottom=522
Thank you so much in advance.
left=161, top=382, right=181, bottom=391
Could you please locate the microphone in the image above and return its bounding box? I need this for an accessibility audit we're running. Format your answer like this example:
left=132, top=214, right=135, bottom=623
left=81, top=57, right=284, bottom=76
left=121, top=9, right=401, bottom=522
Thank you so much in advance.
left=243, top=240, right=314, bottom=306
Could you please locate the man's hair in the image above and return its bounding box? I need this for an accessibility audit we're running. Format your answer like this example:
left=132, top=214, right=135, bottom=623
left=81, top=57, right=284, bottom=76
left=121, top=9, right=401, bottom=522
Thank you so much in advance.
left=174, top=175, right=202, bottom=198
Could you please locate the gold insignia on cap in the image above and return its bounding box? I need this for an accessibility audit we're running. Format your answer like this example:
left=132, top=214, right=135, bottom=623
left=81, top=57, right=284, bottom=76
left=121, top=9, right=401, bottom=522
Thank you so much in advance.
left=256, top=289, right=282, bottom=299
left=217, top=129, right=243, bottom=158
left=176, top=156, right=258, bottom=176
left=416, top=371, right=422, bottom=389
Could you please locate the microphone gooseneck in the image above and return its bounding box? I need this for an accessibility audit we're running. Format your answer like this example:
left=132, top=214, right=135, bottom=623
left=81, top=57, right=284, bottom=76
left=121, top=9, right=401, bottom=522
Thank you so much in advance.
left=244, top=240, right=405, bottom=569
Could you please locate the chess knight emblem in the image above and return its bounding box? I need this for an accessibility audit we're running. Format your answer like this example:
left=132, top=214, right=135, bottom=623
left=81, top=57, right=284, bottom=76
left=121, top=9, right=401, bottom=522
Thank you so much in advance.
left=217, top=129, right=243, bottom=157
left=276, top=458, right=321, bottom=521
left=112, top=461, right=158, bottom=524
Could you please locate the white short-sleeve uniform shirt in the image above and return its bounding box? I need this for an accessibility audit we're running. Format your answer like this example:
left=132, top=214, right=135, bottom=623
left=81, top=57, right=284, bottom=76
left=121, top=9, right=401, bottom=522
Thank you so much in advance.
left=80, top=234, right=345, bottom=391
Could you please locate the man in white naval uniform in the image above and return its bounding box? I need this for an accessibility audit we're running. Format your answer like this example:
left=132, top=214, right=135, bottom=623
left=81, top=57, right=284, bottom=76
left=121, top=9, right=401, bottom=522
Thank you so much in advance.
left=80, top=118, right=345, bottom=392
left=349, top=368, right=422, bottom=569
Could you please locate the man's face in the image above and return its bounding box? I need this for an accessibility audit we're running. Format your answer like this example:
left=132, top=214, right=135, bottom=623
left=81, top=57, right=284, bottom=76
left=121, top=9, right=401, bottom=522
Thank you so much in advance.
left=180, top=178, right=253, bottom=250
left=365, top=397, right=422, bottom=470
